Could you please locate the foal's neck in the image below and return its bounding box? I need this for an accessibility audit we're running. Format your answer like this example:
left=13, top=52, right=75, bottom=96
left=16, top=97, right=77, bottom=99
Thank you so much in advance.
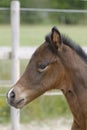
left=64, top=58, right=87, bottom=129
left=60, top=45, right=87, bottom=129
left=62, top=45, right=87, bottom=91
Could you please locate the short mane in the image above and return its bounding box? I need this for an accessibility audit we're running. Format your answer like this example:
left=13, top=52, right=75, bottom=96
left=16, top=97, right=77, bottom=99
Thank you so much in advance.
left=45, top=34, right=87, bottom=62
left=62, top=35, right=87, bottom=62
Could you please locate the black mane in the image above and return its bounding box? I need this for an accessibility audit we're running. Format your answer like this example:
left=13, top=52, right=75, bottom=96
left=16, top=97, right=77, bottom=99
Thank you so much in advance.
left=62, top=35, right=87, bottom=62
left=46, top=34, right=87, bottom=62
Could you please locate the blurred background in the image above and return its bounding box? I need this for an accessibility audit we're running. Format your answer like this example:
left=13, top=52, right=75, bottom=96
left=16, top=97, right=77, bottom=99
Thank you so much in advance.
left=0, top=0, right=87, bottom=25
left=0, top=0, right=87, bottom=127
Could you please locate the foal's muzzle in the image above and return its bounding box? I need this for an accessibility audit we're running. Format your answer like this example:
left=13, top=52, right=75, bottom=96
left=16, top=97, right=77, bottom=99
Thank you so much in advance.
left=7, top=88, right=25, bottom=108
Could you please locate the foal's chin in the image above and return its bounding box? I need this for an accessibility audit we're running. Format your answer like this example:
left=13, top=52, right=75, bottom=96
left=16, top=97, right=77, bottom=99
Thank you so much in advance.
left=7, top=98, right=25, bottom=109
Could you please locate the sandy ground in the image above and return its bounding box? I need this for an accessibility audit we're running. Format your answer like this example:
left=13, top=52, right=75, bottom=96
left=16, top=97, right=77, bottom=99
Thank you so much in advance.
left=0, top=118, right=72, bottom=130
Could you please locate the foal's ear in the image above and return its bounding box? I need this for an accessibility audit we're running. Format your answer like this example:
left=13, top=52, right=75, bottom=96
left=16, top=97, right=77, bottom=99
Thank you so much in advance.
left=51, top=26, right=62, bottom=49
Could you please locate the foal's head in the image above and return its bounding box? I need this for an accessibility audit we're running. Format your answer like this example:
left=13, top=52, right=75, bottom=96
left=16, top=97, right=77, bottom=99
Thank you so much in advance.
left=7, top=27, right=77, bottom=108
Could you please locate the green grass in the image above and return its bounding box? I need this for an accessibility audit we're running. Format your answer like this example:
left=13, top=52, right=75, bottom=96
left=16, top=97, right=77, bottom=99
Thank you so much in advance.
left=0, top=24, right=87, bottom=46
left=21, top=24, right=87, bottom=46
left=0, top=24, right=87, bottom=123
left=0, top=25, right=11, bottom=46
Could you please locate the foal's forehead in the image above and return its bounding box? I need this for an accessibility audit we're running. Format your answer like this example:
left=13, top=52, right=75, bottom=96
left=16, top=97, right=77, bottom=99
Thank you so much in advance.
left=34, top=42, right=50, bottom=56
left=31, top=42, right=56, bottom=63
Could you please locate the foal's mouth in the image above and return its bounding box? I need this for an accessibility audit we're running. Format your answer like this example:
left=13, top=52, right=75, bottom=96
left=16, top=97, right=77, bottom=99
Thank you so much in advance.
left=8, top=98, right=25, bottom=109
left=15, top=98, right=25, bottom=108
left=16, top=99, right=24, bottom=106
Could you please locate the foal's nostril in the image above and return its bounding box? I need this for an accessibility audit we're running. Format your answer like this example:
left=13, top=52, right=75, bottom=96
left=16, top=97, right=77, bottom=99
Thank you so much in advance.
left=10, top=91, right=15, bottom=99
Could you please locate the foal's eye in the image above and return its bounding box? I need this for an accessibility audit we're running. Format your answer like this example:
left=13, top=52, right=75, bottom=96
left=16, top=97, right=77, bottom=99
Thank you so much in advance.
left=39, top=64, right=46, bottom=69
left=38, top=64, right=49, bottom=72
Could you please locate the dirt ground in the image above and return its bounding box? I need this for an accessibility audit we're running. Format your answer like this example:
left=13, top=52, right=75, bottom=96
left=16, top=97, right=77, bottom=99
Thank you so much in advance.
left=0, top=118, right=72, bottom=130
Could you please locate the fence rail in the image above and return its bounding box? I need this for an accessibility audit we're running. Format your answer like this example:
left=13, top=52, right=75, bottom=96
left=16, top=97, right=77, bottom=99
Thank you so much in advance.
left=0, top=46, right=87, bottom=60
left=21, top=8, right=87, bottom=13
left=0, top=46, right=36, bottom=59
left=0, top=7, right=87, bottom=13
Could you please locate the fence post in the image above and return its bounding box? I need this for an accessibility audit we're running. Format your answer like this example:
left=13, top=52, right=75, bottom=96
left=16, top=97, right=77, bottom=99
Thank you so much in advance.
left=11, top=1, right=20, bottom=130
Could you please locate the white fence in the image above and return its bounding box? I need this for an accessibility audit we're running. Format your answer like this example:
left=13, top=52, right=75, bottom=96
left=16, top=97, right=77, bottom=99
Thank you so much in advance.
left=0, top=1, right=87, bottom=130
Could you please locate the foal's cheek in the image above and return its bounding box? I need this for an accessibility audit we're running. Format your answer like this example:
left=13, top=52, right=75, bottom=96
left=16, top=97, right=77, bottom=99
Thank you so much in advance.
left=39, top=70, right=56, bottom=89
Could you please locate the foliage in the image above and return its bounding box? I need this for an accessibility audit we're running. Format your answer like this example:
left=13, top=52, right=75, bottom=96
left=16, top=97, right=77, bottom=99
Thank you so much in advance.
left=0, top=24, right=87, bottom=47
left=0, top=0, right=10, bottom=7
left=20, top=0, right=86, bottom=24
left=20, top=0, right=85, bottom=9
left=49, top=0, right=86, bottom=24
left=0, top=88, right=10, bottom=124
left=0, top=0, right=86, bottom=24
left=0, top=99, right=10, bottom=123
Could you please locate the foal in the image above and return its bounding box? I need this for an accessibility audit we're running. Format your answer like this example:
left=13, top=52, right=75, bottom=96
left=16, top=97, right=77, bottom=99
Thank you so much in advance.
left=7, top=26, right=87, bottom=130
